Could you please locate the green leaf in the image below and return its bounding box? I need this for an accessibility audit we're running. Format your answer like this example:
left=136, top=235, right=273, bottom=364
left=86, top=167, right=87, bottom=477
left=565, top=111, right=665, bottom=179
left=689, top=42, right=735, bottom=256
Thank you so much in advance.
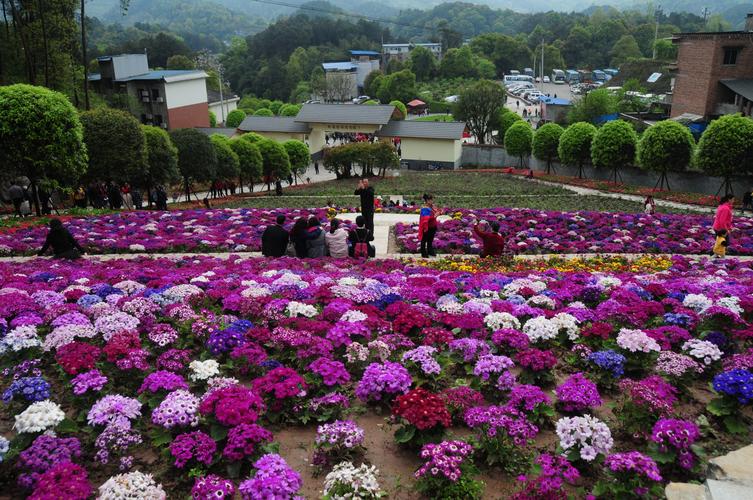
left=150, top=428, right=173, bottom=447
left=394, top=425, right=416, bottom=444
left=723, top=416, right=748, bottom=435
left=57, top=418, right=79, bottom=434
left=210, top=424, right=228, bottom=441
left=706, top=398, right=731, bottom=417
left=226, top=461, right=242, bottom=479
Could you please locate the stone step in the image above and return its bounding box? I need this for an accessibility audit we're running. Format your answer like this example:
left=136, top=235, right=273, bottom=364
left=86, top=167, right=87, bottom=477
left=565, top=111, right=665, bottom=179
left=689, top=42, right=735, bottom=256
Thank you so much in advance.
left=665, top=482, right=708, bottom=500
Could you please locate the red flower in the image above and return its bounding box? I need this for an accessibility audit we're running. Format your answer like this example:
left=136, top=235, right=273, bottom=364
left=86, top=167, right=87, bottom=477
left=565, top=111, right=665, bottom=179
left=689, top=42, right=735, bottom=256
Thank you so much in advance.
left=392, top=388, right=451, bottom=430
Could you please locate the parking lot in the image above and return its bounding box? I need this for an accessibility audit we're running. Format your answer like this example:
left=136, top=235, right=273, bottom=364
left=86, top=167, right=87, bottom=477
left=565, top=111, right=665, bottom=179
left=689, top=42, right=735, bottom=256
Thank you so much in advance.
left=504, top=80, right=576, bottom=120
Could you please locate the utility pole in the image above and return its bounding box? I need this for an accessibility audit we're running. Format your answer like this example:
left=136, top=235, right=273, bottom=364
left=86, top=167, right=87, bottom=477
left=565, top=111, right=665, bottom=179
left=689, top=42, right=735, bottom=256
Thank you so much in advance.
left=701, top=7, right=710, bottom=26
left=652, top=4, right=662, bottom=60
left=541, top=38, right=545, bottom=89
left=218, top=65, right=225, bottom=125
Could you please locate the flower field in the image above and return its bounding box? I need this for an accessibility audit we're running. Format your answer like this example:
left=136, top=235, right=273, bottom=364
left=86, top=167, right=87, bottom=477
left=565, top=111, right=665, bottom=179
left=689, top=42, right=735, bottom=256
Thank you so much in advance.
left=1, top=206, right=748, bottom=257
left=395, top=208, right=753, bottom=255
left=1, top=254, right=752, bottom=498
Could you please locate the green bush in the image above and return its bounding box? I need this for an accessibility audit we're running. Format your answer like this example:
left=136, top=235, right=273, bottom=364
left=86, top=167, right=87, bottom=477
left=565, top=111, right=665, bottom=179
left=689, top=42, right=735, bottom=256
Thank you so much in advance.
left=558, top=122, right=597, bottom=177
left=225, top=109, right=247, bottom=128
left=696, top=114, right=753, bottom=178
left=637, top=120, right=695, bottom=173
left=390, top=100, right=407, bottom=119
left=428, top=101, right=451, bottom=114
left=209, top=111, right=217, bottom=128
left=253, top=108, right=274, bottom=117
left=279, top=104, right=301, bottom=117
left=591, top=120, right=637, bottom=180
left=497, top=109, right=523, bottom=145
left=504, top=121, right=533, bottom=166
left=210, top=134, right=240, bottom=181
left=532, top=123, right=564, bottom=173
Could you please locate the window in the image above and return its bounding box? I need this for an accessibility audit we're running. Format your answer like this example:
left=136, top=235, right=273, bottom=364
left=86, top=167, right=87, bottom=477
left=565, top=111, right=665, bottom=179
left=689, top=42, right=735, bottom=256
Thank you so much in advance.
left=154, top=115, right=163, bottom=125
left=723, top=47, right=740, bottom=65
left=151, top=88, right=160, bottom=99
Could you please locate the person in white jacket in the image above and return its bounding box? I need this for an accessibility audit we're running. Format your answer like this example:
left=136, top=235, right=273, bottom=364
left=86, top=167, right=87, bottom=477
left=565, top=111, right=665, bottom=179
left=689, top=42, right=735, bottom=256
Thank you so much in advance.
left=325, top=219, right=349, bottom=258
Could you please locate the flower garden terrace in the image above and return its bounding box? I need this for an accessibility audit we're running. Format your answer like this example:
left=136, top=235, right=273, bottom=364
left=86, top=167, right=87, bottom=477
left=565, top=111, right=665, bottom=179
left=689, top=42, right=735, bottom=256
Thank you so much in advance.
left=1, top=254, right=753, bottom=498
left=0, top=206, right=750, bottom=257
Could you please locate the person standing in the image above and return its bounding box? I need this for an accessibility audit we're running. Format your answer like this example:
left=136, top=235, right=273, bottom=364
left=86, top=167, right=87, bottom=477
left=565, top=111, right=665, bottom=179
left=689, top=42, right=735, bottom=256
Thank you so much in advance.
left=644, top=195, right=656, bottom=215
left=108, top=182, right=122, bottom=210
left=418, top=194, right=438, bottom=258
left=314, top=161, right=320, bottom=175
left=354, top=178, right=375, bottom=233
left=261, top=215, right=289, bottom=257
left=473, top=220, right=506, bottom=257
left=8, top=182, right=25, bottom=217
left=275, top=179, right=283, bottom=196
left=38, top=219, right=85, bottom=259
left=121, top=183, right=134, bottom=210
left=155, top=185, right=168, bottom=210
left=713, top=195, right=734, bottom=254
left=741, top=188, right=752, bottom=214
left=325, top=219, right=349, bottom=258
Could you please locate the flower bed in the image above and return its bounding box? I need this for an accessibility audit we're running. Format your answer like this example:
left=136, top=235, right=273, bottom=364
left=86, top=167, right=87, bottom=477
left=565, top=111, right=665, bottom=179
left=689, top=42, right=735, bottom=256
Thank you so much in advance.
left=395, top=207, right=753, bottom=255
left=1, top=255, right=752, bottom=497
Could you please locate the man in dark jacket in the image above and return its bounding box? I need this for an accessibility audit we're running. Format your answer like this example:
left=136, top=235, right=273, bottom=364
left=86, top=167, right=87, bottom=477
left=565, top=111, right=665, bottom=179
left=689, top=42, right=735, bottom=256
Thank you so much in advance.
left=742, top=188, right=752, bottom=214
left=354, top=178, right=375, bottom=233
left=261, top=215, right=289, bottom=257
left=473, top=220, right=506, bottom=257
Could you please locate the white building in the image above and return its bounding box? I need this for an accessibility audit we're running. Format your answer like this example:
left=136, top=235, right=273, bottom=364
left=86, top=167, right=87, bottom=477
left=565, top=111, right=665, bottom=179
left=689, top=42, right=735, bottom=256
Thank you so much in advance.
left=321, top=50, right=381, bottom=102
left=207, top=89, right=240, bottom=126
left=382, top=43, right=443, bottom=64
left=89, top=54, right=210, bottom=130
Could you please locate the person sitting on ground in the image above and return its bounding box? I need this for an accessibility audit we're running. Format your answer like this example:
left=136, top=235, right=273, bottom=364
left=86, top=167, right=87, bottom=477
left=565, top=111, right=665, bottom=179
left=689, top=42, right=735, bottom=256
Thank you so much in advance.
left=325, top=219, right=349, bottom=258
left=644, top=195, right=656, bottom=215
left=261, top=215, right=289, bottom=257
left=348, top=215, right=374, bottom=258
left=305, top=216, right=326, bottom=258
left=38, top=219, right=85, bottom=259
left=473, top=219, right=506, bottom=258
left=290, top=217, right=309, bottom=258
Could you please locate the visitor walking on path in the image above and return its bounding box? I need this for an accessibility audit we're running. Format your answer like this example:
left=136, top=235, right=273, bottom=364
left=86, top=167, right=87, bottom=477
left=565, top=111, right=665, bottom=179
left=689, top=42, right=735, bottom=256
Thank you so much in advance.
left=644, top=195, right=656, bottom=215
left=261, top=215, right=289, bottom=257
left=713, top=195, right=734, bottom=254
left=742, top=188, right=752, bottom=214
left=354, top=178, right=375, bottom=233
left=305, top=216, right=326, bottom=258
left=315, top=161, right=320, bottom=175
left=38, top=219, right=85, bottom=259
left=290, top=217, right=308, bottom=258
left=121, top=183, right=134, bottom=210
left=473, top=219, right=506, bottom=257
left=348, top=215, right=374, bottom=258
left=418, top=194, right=438, bottom=258
left=325, top=219, right=349, bottom=258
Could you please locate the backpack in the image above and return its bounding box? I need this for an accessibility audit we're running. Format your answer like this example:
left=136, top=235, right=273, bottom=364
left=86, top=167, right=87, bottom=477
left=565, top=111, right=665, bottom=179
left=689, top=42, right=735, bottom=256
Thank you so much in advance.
left=353, top=230, right=369, bottom=259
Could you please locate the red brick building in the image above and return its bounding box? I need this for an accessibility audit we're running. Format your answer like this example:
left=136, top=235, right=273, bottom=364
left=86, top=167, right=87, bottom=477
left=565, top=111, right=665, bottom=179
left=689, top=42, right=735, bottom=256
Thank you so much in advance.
left=671, top=15, right=753, bottom=120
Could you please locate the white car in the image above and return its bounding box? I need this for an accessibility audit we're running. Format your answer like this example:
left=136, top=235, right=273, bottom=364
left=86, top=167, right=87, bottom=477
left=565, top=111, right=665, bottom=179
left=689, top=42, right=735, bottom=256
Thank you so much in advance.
left=352, top=95, right=370, bottom=104
left=543, top=76, right=551, bottom=83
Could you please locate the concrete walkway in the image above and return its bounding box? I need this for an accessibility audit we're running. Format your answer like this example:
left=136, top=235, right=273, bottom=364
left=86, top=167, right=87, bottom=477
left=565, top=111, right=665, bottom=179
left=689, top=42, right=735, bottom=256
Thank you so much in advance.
left=666, top=445, right=753, bottom=500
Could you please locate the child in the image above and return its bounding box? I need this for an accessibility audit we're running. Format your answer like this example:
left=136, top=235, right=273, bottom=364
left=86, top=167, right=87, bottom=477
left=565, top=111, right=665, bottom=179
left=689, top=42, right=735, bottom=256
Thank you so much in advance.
left=713, top=230, right=728, bottom=258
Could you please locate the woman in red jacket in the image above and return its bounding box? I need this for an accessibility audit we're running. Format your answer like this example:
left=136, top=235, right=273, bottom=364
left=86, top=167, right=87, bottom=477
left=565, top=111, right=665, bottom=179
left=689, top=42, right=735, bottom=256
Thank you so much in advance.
left=418, top=194, right=438, bottom=258
left=713, top=194, right=734, bottom=252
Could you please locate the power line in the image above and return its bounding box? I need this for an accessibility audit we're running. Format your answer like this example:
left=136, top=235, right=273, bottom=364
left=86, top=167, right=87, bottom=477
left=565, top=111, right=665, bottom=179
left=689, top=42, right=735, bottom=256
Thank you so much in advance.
left=246, top=0, right=467, bottom=39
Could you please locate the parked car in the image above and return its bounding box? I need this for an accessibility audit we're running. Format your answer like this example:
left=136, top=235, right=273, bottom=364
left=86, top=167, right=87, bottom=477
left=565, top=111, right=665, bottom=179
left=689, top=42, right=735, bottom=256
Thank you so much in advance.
left=543, top=76, right=550, bottom=83
left=352, top=95, right=370, bottom=104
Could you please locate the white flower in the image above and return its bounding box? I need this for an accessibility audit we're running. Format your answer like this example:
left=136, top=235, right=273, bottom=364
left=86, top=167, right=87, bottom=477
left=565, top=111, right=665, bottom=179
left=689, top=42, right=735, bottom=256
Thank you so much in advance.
left=616, top=328, right=660, bottom=353
left=287, top=301, right=318, bottom=318
left=596, top=276, right=622, bottom=290
left=97, top=471, right=167, bottom=500
left=551, top=312, right=580, bottom=341
left=189, top=360, right=220, bottom=381
left=528, top=295, right=556, bottom=310
left=555, top=415, right=613, bottom=462
left=94, top=312, right=140, bottom=341
left=0, top=325, right=41, bottom=354
left=523, top=316, right=558, bottom=343
left=682, top=293, right=712, bottom=313
left=13, top=400, right=65, bottom=433
left=128, top=244, right=146, bottom=252
left=323, top=462, right=384, bottom=498
left=162, top=284, right=203, bottom=303
left=503, top=278, right=546, bottom=296
left=682, top=339, right=722, bottom=365
left=484, top=312, right=521, bottom=331
left=716, top=296, right=743, bottom=316
left=340, top=310, right=368, bottom=322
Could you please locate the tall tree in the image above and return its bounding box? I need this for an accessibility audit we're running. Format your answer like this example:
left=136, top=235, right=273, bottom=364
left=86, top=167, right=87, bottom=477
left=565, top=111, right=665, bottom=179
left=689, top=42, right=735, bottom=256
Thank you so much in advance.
left=80, top=108, right=147, bottom=183
left=568, top=89, right=617, bottom=125
left=696, top=115, right=753, bottom=195
left=609, top=35, right=642, bottom=67
left=591, top=119, right=638, bottom=183
left=230, top=137, right=262, bottom=192
left=210, top=134, right=240, bottom=184
left=409, top=45, right=437, bottom=81
left=558, top=122, right=596, bottom=178
left=169, top=128, right=217, bottom=201
left=637, top=120, right=694, bottom=191
left=504, top=121, right=534, bottom=168
left=257, top=139, right=291, bottom=187
left=532, top=123, right=564, bottom=174
left=141, top=125, right=179, bottom=206
left=0, top=84, right=87, bottom=214
left=283, top=140, right=310, bottom=183
left=453, top=79, right=505, bottom=145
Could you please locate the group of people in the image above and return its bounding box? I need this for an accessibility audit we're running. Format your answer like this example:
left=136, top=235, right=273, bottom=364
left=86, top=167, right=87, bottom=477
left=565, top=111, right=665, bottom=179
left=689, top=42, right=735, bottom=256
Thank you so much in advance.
left=210, top=180, right=237, bottom=199
left=325, top=132, right=377, bottom=146
left=261, top=214, right=374, bottom=259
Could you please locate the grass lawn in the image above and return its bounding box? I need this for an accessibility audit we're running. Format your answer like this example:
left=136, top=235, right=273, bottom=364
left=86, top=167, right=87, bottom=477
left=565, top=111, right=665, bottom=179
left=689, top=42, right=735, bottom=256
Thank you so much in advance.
left=413, top=114, right=455, bottom=122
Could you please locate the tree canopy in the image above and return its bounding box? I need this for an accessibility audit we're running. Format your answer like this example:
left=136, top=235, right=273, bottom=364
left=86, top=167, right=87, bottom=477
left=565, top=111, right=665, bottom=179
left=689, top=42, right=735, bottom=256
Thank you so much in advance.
left=376, top=70, right=417, bottom=104
left=409, top=46, right=437, bottom=81
left=257, top=139, right=291, bottom=181
left=453, top=80, right=505, bottom=145
left=80, top=107, right=147, bottom=184
left=230, top=138, right=263, bottom=190
left=532, top=123, right=564, bottom=172
left=637, top=120, right=695, bottom=173
left=0, top=84, right=88, bottom=189
left=225, top=109, right=247, bottom=128
left=141, top=125, right=180, bottom=189
left=283, top=140, right=311, bottom=180
left=568, top=89, right=618, bottom=125
left=591, top=120, right=638, bottom=180
left=558, top=122, right=597, bottom=176
left=504, top=121, right=533, bottom=166
left=210, top=134, right=241, bottom=182
left=169, top=128, right=218, bottom=198
left=696, top=115, right=753, bottom=179
left=496, top=109, right=523, bottom=145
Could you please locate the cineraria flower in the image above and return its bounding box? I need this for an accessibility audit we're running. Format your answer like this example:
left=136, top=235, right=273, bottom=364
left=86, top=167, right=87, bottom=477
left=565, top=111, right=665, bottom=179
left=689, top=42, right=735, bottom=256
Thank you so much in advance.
left=682, top=339, right=723, bottom=366
left=94, top=423, right=142, bottom=468
left=448, top=338, right=490, bottom=362
left=147, top=324, right=178, bottom=347
left=616, top=328, right=661, bottom=354
left=2, top=376, right=51, bottom=403
left=651, top=418, right=700, bottom=470
left=402, top=346, right=442, bottom=375
left=550, top=312, right=580, bottom=341
left=286, top=301, right=318, bottom=318
left=555, top=415, right=613, bottom=462
left=555, top=373, right=602, bottom=412
left=189, top=359, right=220, bottom=381
left=604, top=451, right=662, bottom=482
left=392, top=388, right=451, bottom=430
left=355, top=362, right=412, bottom=402
left=253, top=367, right=307, bottom=400
left=323, top=462, right=383, bottom=499
left=199, top=384, right=266, bottom=426
left=511, top=453, right=580, bottom=499
left=0, top=325, right=41, bottom=354
left=682, top=293, right=712, bottom=313
left=0, top=436, right=9, bottom=463
left=522, top=316, right=559, bottom=343
left=29, top=462, right=92, bottom=500
left=656, top=351, right=703, bottom=378
left=587, top=350, right=626, bottom=378
left=238, top=453, right=302, bottom=499
left=484, top=312, right=521, bottom=331
left=465, top=405, right=539, bottom=445
left=169, top=431, right=216, bottom=468
left=152, top=390, right=200, bottom=429
left=712, top=369, right=753, bottom=404
left=619, top=376, right=678, bottom=415
left=16, top=434, right=82, bottom=488
left=309, top=357, right=351, bottom=386
left=138, top=370, right=189, bottom=394
left=14, top=400, right=65, bottom=433
left=97, top=471, right=166, bottom=500
left=94, top=312, right=140, bottom=341
left=415, top=440, right=475, bottom=482
left=88, top=395, right=142, bottom=428
left=223, top=424, right=274, bottom=461
left=473, top=354, right=514, bottom=381
left=315, top=420, right=365, bottom=449
left=191, top=475, right=235, bottom=500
